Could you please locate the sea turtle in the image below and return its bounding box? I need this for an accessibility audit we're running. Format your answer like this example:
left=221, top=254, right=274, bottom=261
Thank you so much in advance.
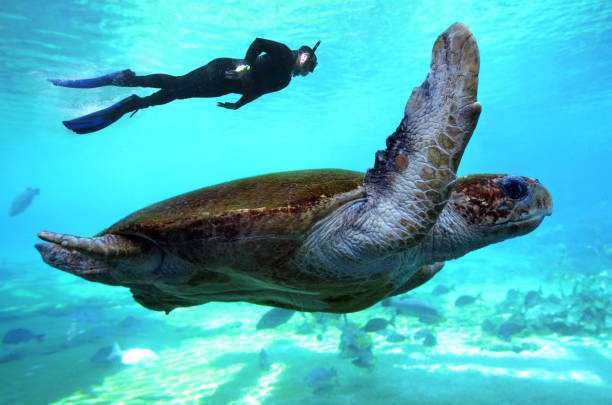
left=35, top=23, right=552, bottom=314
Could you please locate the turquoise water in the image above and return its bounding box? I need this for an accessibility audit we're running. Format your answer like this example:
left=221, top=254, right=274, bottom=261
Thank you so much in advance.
left=1, top=1, right=611, bottom=404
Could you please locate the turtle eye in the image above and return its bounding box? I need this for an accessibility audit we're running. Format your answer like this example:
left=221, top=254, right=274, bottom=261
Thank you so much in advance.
left=500, top=176, right=529, bottom=200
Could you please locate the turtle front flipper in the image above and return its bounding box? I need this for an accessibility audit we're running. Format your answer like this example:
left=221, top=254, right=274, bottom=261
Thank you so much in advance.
left=35, top=231, right=162, bottom=285
left=296, top=23, right=480, bottom=277
left=362, top=22, right=481, bottom=248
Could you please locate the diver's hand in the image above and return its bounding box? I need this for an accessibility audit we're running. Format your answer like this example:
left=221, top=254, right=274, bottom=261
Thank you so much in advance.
left=224, top=64, right=250, bottom=79
left=217, top=102, right=238, bottom=110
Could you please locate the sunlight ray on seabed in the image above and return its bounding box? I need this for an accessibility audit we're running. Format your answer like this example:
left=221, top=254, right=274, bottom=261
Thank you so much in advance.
left=47, top=305, right=312, bottom=405
left=51, top=338, right=251, bottom=404
left=393, top=333, right=607, bottom=386
left=50, top=322, right=611, bottom=404
left=233, top=364, right=284, bottom=405
left=395, top=362, right=602, bottom=385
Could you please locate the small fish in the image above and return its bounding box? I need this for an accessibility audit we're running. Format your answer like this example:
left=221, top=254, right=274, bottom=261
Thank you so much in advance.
left=338, top=321, right=373, bottom=363
left=383, top=298, right=443, bottom=324
left=431, top=285, right=453, bottom=296
left=454, top=294, right=480, bottom=307
left=505, top=289, right=520, bottom=302
left=9, top=187, right=39, bottom=217
left=523, top=291, right=541, bottom=308
left=385, top=332, right=406, bottom=343
left=546, top=321, right=578, bottom=335
left=362, top=317, right=391, bottom=332
left=2, top=328, right=44, bottom=344
left=413, top=328, right=437, bottom=347
left=90, top=345, right=121, bottom=365
left=496, top=321, right=525, bottom=341
left=481, top=319, right=497, bottom=335
left=423, top=333, right=437, bottom=347
left=303, top=367, right=337, bottom=393
left=413, top=328, right=431, bottom=340
left=256, top=308, right=295, bottom=330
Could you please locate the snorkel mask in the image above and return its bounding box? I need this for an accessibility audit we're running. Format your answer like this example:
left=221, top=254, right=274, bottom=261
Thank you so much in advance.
left=299, top=40, right=321, bottom=73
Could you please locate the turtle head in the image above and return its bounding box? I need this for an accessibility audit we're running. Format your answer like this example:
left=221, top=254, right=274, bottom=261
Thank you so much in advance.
left=451, top=174, right=553, bottom=240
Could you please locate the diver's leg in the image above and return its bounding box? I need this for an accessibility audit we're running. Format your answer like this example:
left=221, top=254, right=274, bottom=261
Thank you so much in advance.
left=177, top=58, right=244, bottom=97
left=62, top=90, right=176, bottom=135
left=119, top=58, right=241, bottom=94
left=62, top=95, right=140, bottom=134
left=117, top=73, right=186, bottom=89
left=49, top=57, right=240, bottom=91
left=48, top=69, right=135, bottom=88
left=128, top=89, right=176, bottom=109
left=117, top=62, right=223, bottom=90
left=48, top=69, right=186, bottom=89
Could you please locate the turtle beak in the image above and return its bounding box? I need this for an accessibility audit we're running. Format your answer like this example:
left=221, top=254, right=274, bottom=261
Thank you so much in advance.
left=506, top=182, right=553, bottom=235
left=533, top=181, right=553, bottom=217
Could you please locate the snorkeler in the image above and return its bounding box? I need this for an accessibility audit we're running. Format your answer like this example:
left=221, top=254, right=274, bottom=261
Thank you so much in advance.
left=49, top=38, right=321, bottom=134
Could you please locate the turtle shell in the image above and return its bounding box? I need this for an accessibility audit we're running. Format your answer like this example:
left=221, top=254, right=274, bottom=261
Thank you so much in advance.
left=99, top=169, right=365, bottom=272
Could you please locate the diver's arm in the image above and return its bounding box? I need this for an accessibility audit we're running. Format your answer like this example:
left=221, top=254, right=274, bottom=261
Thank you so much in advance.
left=224, top=64, right=249, bottom=79
left=244, top=38, right=292, bottom=66
left=217, top=93, right=260, bottom=110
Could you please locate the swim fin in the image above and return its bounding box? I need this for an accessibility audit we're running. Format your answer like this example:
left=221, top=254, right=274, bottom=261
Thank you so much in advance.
left=48, top=69, right=134, bottom=88
left=62, top=95, right=138, bottom=134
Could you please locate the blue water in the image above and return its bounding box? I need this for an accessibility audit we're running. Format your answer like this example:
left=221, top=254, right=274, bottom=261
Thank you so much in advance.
left=1, top=1, right=611, bottom=404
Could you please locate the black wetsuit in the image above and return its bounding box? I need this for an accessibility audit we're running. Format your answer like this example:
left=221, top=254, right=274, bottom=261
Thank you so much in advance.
left=121, top=38, right=296, bottom=112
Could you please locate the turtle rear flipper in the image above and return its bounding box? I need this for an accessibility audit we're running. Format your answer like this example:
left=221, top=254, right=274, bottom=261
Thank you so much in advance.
left=35, top=231, right=162, bottom=285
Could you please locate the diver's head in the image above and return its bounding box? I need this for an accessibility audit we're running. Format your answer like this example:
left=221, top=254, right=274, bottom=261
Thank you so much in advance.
left=294, top=41, right=320, bottom=76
